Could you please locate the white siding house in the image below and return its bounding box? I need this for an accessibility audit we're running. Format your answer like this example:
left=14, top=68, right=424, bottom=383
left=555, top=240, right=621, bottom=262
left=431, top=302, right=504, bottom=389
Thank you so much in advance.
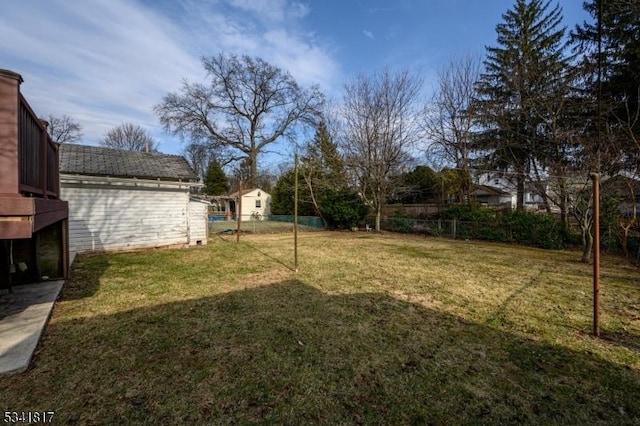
left=228, top=188, right=271, bottom=221
left=474, top=172, right=546, bottom=210
left=59, top=144, right=204, bottom=261
left=188, top=197, right=209, bottom=245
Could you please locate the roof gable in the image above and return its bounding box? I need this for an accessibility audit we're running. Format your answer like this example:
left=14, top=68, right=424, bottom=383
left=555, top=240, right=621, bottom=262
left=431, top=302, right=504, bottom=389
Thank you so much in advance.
left=60, top=144, right=197, bottom=181
left=227, top=188, right=270, bottom=198
left=470, top=184, right=512, bottom=196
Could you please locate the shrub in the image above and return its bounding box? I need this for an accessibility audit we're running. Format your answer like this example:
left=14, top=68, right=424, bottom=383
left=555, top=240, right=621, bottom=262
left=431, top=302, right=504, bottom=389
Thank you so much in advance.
left=386, top=212, right=414, bottom=233
left=441, top=205, right=495, bottom=222
left=501, top=212, right=563, bottom=249
left=319, top=189, right=368, bottom=230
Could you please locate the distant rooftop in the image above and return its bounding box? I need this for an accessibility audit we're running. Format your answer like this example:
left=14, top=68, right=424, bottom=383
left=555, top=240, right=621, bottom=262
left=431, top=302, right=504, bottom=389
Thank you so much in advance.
left=60, top=144, right=197, bottom=181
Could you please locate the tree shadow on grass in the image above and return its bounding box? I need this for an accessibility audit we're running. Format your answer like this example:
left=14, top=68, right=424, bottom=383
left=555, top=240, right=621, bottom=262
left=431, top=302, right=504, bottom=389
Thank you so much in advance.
left=58, top=253, right=110, bottom=300
left=2, top=280, right=639, bottom=425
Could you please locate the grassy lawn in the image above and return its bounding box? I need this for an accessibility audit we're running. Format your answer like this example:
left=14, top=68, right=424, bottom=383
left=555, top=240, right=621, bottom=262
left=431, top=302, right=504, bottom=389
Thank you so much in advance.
left=2, top=232, right=639, bottom=424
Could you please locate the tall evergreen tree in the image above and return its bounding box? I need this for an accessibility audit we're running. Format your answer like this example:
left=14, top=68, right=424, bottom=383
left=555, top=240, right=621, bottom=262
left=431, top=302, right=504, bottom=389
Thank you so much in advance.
left=573, top=0, right=640, bottom=171
left=300, top=121, right=348, bottom=222
left=270, top=168, right=315, bottom=216
left=475, top=0, right=570, bottom=211
left=203, top=160, right=229, bottom=195
left=304, top=121, right=347, bottom=189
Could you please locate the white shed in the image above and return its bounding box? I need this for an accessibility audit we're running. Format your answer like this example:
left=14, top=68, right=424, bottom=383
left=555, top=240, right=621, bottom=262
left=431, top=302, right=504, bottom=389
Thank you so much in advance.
left=188, top=197, right=210, bottom=246
left=59, top=144, right=204, bottom=261
left=228, top=188, right=271, bottom=221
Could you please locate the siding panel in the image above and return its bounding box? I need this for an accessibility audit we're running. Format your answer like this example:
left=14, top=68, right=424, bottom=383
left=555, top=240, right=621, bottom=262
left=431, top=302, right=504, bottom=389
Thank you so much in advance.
left=61, top=184, right=190, bottom=256
left=188, top=200, right=208, bottom=245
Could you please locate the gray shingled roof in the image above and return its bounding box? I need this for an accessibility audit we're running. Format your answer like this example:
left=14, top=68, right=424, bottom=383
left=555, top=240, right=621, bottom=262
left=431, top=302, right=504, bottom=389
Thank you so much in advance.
left=60, top=144, right=197, bottom=181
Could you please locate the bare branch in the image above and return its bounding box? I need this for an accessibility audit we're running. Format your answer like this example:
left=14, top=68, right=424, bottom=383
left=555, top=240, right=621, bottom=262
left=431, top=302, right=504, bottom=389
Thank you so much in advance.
left=154, top=53, right=324, bottom=186
left=99, top=122, right=157, bottom=152
left=341, top=68, right=423, bottom=231
left=45, top=114, right=82, bottom=144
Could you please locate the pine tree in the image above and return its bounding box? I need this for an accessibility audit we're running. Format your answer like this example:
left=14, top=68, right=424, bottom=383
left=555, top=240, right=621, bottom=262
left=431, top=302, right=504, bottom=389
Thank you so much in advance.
left=270, top=169, right=315, bottom=216
left=203, top=161, right=229, bottom=195
left=573, top=0, right=640, bottom=171
left=475, top=0, right=570, bottom=211
left=300, top=121, right=348, bottom=222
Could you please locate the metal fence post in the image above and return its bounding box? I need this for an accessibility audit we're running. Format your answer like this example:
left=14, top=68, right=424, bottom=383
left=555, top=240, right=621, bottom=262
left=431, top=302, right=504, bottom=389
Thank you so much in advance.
left=452, top=218, right=457, bottom=239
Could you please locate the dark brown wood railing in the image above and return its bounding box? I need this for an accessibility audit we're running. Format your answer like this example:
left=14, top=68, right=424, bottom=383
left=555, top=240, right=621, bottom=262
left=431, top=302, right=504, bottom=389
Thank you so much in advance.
left=18, top=94, right=60, bottom=199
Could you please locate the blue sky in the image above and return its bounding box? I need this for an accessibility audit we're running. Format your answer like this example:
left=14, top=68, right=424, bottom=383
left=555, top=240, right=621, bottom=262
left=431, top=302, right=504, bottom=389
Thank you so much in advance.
left=0, top=0, right=589, bottom=164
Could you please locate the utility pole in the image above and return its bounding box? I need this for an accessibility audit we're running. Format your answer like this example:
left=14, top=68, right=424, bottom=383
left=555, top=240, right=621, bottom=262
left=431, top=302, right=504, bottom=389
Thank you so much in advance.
left=591, top=173, right=601, bottom=337
left=236, top=180, right=242, bottom=244
left=294, top=153, right=299, bottom=272
left=592, top=0, right=602, bottom=337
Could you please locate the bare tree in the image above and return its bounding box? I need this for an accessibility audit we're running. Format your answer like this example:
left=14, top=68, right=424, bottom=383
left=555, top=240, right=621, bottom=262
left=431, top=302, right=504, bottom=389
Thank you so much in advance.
left=422, top=54, right=480, bottom=204
left=571, top=178, right=595, bottom=263
left=181, top=141, right=219, bottom=181
left=100, top=123, right=158, bottom=152
left=45, top=114, right=82, bottom=143
left=341, top=69, right=423, bottom=231
left=154, top=53, right=325, bottom=187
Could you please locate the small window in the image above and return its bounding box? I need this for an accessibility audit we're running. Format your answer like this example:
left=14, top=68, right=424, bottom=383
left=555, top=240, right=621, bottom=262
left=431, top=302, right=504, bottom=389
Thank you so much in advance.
left=255, top=199, right=262, bottom=208
left=494, top=179, right=500, bottom=185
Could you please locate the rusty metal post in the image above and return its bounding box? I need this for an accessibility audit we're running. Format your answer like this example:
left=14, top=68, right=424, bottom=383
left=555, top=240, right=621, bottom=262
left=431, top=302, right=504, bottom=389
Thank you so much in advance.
left=590, top=173, right=600, bottom=337
left=294, top=153, right=299, bottom=272
left=236, top=180, right=242, bottom=244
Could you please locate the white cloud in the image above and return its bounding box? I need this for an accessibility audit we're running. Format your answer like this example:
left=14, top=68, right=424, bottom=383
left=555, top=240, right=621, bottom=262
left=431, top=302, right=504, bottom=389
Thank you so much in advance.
left=0, top=0, right=338, bottom=153
left=225, top=0, right=310, bottom=22
left=289, top=2, right=311, bottom=19
left=226, top=0, right=288, bottom=22
left=0, top=0, right=204, bottom=151
left=363, top=30, right=375, bottom=40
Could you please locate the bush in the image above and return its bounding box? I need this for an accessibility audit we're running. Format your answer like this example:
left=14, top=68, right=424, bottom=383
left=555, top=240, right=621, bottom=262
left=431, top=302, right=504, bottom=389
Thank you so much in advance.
left=319, top=189, right=368, bottom=230
left=384, top=205, right=567, bottom=249
left=501, top=212, right=563, bottom=249
left=386, top=212, right=414, bottom=233
left=441, top=205, right=495, bottom=222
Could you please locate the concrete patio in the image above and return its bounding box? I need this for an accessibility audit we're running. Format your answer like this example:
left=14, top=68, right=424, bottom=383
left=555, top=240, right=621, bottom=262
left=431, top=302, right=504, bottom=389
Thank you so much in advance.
left=0, top=281, right=63, bottom=375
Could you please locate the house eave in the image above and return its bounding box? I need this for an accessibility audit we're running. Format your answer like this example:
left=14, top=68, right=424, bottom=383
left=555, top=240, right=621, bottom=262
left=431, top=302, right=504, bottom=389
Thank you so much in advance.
left=60, top=173, right=203, bottom=189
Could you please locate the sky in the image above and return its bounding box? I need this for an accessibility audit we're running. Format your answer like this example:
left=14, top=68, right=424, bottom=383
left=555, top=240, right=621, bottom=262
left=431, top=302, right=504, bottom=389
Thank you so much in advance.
left=0, top=0, right=591, bottom=166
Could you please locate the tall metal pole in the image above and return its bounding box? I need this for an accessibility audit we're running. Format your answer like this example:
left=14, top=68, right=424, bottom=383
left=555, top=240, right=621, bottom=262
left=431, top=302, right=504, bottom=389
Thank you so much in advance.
left=236, top=180, right=242, bottom=244
left=591, top=173, right=600, bottom=337
left=592, top=0, right=602, bottom=337
left=294, top=153, right=299, bottom=272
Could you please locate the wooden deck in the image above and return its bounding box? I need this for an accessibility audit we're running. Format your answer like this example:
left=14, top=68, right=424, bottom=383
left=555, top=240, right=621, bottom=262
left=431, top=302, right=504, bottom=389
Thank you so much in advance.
left=0, top=69, right=68, bottom=286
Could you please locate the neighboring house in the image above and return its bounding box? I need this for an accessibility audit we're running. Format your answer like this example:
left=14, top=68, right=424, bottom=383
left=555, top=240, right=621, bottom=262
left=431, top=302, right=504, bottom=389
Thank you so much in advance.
left=0, top=69, right=68, bottom=287
left=469, top=184, right=513, bottom=207
left=59, top=144, right=206, bottom=260
left=227, top=188, right=272, bottom=221
left=601, top=174, right=640, bottom=216
left=474, top=172, right=546, bottom=210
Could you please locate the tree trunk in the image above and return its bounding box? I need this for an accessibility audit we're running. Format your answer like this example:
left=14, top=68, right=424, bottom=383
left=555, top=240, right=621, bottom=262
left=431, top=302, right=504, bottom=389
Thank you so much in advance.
left=542, top=192, right=551, bottom=214
left=559, top=187, right=569, bottom=231
left=304, top=173, right=327, bottom=228
left=621, top=226, right=630, bottom=258
left=531, top=163, right=550, bottom=213
left=248, top=151, right=258, bottom=188
left=581, top=226, right=593, bottom=263
left=516, top=175, right=525, bottom=212
left=375, top=185, right=383, bottom=232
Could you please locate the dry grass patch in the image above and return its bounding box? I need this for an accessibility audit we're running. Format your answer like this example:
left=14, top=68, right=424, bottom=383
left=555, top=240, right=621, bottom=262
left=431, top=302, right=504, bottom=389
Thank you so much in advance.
left=1, top=231, right=639, bottom=424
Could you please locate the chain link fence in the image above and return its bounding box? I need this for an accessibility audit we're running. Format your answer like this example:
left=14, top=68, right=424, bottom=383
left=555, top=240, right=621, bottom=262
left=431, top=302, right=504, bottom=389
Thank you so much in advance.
left=208, top=214, right=324, bottom=235
left=382, top=217, right=499, bottom=240
left=380, top=217, right=564, bottom=249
